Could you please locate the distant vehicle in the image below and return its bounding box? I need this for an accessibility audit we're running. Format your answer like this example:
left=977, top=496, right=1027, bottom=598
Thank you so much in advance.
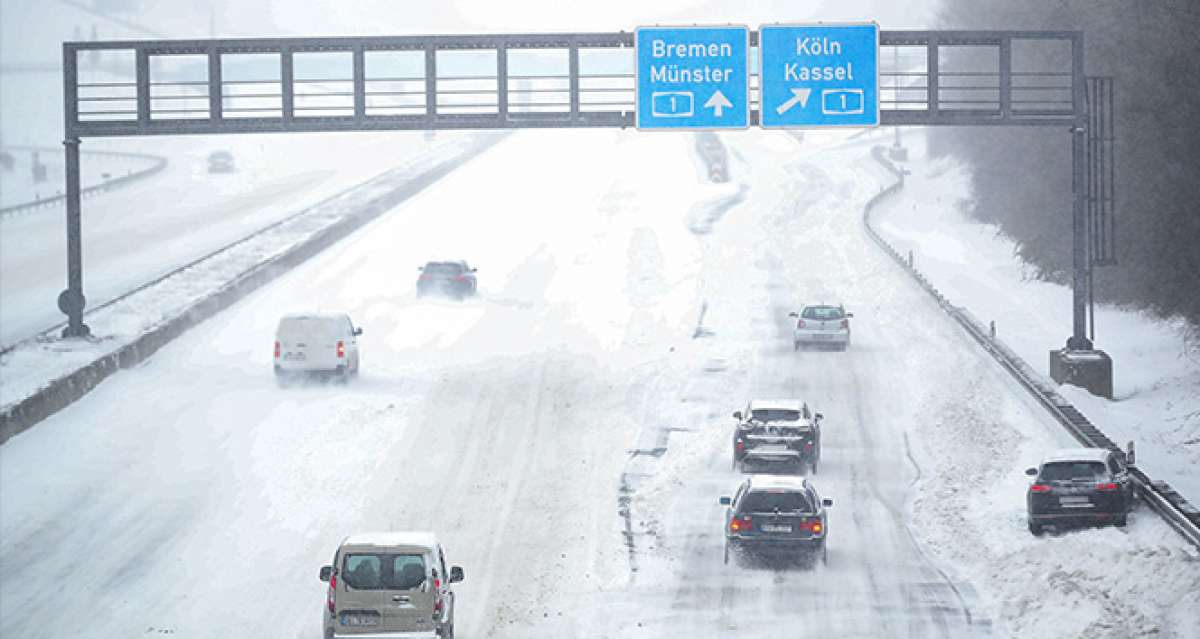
left=274, top=313, right=361, bottom=382
left=790, top=304, right=853, bottom=351
left=319, top=532, right=464, bottom=639
left=695, top=131, right=729, bottom=182
left=417, top=260, right=477, bottom=300
left=207, top=150, right=235, bottom=173
left=720, top=475, right=833, bottom=566
left=732, top=400, right=823, bottom=474
left=1025, top=447, right=1135, bottom=535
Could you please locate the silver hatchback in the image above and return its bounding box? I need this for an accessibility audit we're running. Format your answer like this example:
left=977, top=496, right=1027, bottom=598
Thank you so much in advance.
left=790, top=304, right=853, bottom=351
left=320, top=532, right=463, bottom=639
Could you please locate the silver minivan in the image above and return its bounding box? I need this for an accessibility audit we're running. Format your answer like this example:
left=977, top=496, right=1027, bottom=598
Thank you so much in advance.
left=319, top=532, right=463, bottom=639
left=274, top=313, right=361, bottom=382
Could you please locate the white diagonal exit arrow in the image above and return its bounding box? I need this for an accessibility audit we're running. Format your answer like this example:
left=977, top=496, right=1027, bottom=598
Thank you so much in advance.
left=704, top=90, right=733, bottom=117
left=775, top=87, right=812, bottom=115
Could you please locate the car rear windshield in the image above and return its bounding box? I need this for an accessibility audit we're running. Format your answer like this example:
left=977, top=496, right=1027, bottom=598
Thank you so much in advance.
left=342, top=553, right=427, bottom=591
left=1040, top=461, right=1108, bottom=482
left=739, top=490, right=813, bottom=513
left=423, top=262, right=464, bottom=275
left=277, top=317, right=341, bottom=340
left=801, top=306, right=844, bottom=320
left=750, top=409, right=801, bottom=422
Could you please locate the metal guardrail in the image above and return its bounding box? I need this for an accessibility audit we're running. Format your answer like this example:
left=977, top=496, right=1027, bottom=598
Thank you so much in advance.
left=0, top=147, right=167, bottom=217
left=861, top=145, right=1200, bottom=550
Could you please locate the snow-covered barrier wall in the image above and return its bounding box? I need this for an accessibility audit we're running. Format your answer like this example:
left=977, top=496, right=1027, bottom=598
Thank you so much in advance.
left=0, top=133, right=506, bottom=444
left=862, top=145, right=1200, bottom=550
left=0, top=148, right=168, bottom=218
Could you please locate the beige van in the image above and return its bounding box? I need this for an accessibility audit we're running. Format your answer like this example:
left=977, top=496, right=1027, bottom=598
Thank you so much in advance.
left=319, top=532, right=463, bottom=639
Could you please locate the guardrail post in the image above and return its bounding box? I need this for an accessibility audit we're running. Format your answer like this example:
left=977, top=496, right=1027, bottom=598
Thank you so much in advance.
left=907, top=249, right=913, bottom=268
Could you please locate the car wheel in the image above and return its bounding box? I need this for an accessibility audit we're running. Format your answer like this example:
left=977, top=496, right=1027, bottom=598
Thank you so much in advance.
left=443, top=624, right=454, bottom=639
left=810, top=460, right=818, bottom=475
left=1028, top=521, right=1044, bottom=536
left=822, top=542, right=828, bottom=566
left=723, top=542, right=730, bottom=565
left=1114, top=514, right=1128, bottom=527
left=793, top=340, right=801, bottom=352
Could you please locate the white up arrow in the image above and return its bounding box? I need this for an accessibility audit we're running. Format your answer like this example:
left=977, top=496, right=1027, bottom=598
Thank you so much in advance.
left=704, top=90, right=733, bottom=117
left=775, top=87, right=812, bottom=115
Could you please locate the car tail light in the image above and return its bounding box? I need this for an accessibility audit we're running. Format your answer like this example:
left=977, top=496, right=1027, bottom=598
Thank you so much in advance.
left=729, top=516, right=752, bottom=532
left=1030, top=484, right=1052, bottom=493
left=274, top=341, right=280, bottom=358
left=804, top=442, right=813, bottom=449
left=801, top=520, right=823, bottom=534
left=735, top=439, right=745, bottom=452
left=327, top=575, right=337, bottom=613
left=336, top=340, right=345, bottom=358
left=796, top=319, right=806, bottom=328
left=840, top=319, right=849, bottom=328
left=1096, top=482, right=1119, bottom=492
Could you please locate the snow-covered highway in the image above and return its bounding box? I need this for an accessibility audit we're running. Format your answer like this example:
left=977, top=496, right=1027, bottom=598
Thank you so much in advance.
left=1, top=129, right=1196, bottom=638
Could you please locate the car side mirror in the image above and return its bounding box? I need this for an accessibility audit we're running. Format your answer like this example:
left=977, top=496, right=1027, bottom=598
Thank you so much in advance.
left=732, top=411, right=742, bottom=420
left=719, top=496, right=732, bottom=506
left=788, top=312, right=798, bottom=318
left=1024, top=467, right=1038, bottom=477
left=470, top=268, right=478, bottom=273
left=846, top=312, right=854, bottom=318
left=319, top=565, right=333, bottom=582
left=815, top=413, right=824, bottom=421
left=449, top=566, right=464, bottom=583
left=822, top=498, right=833, bottom=507
left=353, top=327, right=363, bottom=336
left=417, top=266, right=423, bottom=271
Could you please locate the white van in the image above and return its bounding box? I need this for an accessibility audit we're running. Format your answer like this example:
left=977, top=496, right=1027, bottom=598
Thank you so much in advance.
left=274, top=313, right=361, bottom=381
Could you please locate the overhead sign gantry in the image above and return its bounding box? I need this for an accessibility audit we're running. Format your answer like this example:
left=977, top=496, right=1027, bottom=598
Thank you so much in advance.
left=56, top=28, right=1113, bottom=397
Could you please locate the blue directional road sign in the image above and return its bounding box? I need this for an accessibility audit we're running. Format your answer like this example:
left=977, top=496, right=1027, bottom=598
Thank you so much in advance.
left=636, top=26, right=749, bottom=129
left=759, top=23, right=879, bottom=128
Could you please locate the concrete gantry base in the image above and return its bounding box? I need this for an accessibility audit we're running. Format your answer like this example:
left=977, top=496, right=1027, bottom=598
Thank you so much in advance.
left=1049, top=349, right=1114, bottom=399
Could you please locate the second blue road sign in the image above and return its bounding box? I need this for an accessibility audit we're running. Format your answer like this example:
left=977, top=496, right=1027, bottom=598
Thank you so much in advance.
left=635, top=26, right=750, bottom=130
left=758, top=23, right=880, bottom=128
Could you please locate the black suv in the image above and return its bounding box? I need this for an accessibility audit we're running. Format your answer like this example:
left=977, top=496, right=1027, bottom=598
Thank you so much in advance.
left=1026, top=447, right=1135, bottom=535
left=731, top=400, right=822, bottom=474
left=417, top=260, right=477, bottom=300
left=720, top=475, right=833, bottom=566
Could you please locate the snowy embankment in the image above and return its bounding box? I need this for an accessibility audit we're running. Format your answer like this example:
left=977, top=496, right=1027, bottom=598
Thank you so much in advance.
left=861, top=136, right=1200, bottom=637
left=870, top=133, right=1200, bottom=507
left=0, top=133, right=502, bottom=429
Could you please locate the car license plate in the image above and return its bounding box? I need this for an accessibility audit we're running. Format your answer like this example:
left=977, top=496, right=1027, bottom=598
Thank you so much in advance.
left=340, top=613, right=380, bottom=627
left=1059, top=496, right=1092, bottom=508
left=283, top=352, right=306, bottom=361
left=762, top=524, right=791, bottom=533
left=812, top=334, right=831, bottom=340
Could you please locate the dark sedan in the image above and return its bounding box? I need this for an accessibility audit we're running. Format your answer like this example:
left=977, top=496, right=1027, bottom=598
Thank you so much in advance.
left=720, top=475, right=833, bottom=566
left=417, top=260, right=477, bottom=300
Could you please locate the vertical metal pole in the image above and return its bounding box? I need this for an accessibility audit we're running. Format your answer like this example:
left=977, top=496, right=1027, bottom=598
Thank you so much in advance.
left=496, top=44, right=508, bottom=123
left=135, top=48, right=150, bottom=125
left=281, top=48, right=294, bottom=126
left=352, top=45, right=366, bottom=120
left=62, top=138, right=89, bottom=338
left=208, top=47, right=223, bottom=121
left=926, top=34, right=939, bottom=117
left=424, top=45, right=437, bottom=121
left=568, top=38, right=580, bottom=121
left=1068, top=32, right=1091, bottom=350
left=60, top=43, right=89, bottom=338
left=998, top=36, right=1012, bottom=118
